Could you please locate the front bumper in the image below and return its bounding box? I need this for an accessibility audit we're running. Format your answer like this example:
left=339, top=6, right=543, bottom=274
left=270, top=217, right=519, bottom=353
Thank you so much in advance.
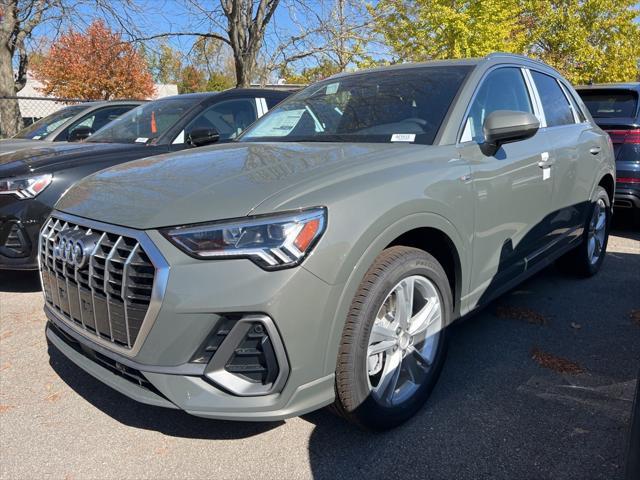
left=44, top=218, right=341, bottom=420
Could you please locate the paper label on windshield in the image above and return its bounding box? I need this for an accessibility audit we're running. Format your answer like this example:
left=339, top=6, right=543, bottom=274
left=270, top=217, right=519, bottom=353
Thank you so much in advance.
left=248, top=109, right=306, bottom=137
left=32, top=135, right=42, bottom=140
left=325, top=82, right=339, bottom=95
left=391, top=133, right=416, bottom=143
left=135, top=137, right=148, bottom=143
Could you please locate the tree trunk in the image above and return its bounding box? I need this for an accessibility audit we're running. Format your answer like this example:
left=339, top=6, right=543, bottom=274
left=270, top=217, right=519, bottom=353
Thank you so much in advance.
left=0, top=46, right=22, bottom=138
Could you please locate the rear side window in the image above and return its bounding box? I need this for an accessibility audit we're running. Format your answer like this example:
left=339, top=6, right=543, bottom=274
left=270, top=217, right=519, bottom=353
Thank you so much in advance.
left=462, top=67, right=533, bottom=143
left=578, top=90, right=639, bottom=118
left=531, top=71, right=574, bottom=127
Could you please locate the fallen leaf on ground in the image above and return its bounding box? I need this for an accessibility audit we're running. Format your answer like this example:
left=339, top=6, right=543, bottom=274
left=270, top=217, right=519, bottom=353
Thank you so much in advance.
left=530, top=347, right=584, bottom=374
left=0, top=331, right=13, bottom=340
left=45, top=392, right=62, bottom=403
left=0, top=405, right=14, bottom=413
left=630, top=310, right=640, bottom=327
left=570, top=322, right=582, bottom=330
left=496, top=305, right=548, bottom=325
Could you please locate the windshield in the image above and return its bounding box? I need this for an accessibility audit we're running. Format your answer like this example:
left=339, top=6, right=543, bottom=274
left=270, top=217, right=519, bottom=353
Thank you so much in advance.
left=240, top=66, right=472, bottom=145
left=15, top=105, right=85, bottom=139
left=88, top=97, right=201, bottom=144
left=579, top=89, right=639, bottom=118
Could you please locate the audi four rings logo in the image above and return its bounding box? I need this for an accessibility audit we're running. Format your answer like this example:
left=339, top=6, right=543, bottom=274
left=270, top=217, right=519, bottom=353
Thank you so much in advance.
left=53, top=229, right=100, bottom=269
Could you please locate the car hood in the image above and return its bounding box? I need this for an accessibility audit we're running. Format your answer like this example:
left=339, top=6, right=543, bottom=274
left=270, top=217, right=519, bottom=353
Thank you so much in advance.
left=0, top=142, right=145, bottom=177
left=56, top=141, right=429, bottom=229
left=0, top=138, right=47, bottom=155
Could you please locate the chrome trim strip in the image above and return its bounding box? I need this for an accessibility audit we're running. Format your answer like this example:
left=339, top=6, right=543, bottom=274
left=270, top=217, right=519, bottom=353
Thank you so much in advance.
left=204, top=314, right=290, bottom=397
left=40, top=211, right=170, bottom=358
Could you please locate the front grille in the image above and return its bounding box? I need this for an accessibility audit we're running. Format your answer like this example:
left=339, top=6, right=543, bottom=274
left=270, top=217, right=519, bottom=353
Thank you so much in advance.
left=39, top=216, right=156, bottom=349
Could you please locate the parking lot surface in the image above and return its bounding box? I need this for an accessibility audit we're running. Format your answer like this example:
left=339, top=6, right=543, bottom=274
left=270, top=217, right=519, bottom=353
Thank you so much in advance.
left=1, top=217, right=639, bottom=480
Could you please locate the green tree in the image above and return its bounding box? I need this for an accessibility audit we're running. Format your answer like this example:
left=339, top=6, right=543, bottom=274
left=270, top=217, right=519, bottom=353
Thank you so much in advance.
left=144, top=41, right=183, bottom=84
left=281, top=59, right=342, bottom=84
left=370, top=0, right=526, bottom=61
left=522, top=0, right=640, bottom=84
left=206, top=72, right=235, bottom=91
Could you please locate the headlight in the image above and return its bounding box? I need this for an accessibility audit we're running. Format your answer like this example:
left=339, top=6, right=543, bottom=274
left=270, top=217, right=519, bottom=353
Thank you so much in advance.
left=0, top=174, right=52, bottom=199
left=160, top=207, right=327, bottom=270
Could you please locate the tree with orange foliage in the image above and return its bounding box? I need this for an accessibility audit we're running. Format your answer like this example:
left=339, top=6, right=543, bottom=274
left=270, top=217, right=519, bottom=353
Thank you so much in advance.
left=31, top=20, right=155, bottom=100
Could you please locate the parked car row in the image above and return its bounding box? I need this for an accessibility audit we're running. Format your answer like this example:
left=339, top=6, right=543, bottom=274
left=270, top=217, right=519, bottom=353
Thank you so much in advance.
left=0, top=88, right=291, bottom=270
left=0, top=53, right=624, bottom=430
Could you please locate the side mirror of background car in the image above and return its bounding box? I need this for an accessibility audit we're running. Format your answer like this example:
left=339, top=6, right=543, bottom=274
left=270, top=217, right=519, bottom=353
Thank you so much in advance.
left=68, top=126, right=94, bottom=142
left=187, top=128, right=220, bottom=147
left=480, top=110, right=540, bottom=156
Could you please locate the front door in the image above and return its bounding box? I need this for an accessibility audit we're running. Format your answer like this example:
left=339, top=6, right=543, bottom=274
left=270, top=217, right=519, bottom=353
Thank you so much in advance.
left=458, top=67, right=554, bottom=308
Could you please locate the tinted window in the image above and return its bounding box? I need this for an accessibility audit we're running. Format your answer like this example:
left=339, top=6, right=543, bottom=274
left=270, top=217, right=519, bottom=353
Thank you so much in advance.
left=14, top=105, right=86, bottom=139
left=241, top=66, right=472, bottom=145
left=179, top=99, right=257, bottom=143
left=531, top=71, right=574, bottom=127
left=88, top=98, right=200, bottom=144
left=462, top=67, right=533, bottom=143
left=578, top=89, right=639, bottom=118
left=62, top=105, right=137, bottom=141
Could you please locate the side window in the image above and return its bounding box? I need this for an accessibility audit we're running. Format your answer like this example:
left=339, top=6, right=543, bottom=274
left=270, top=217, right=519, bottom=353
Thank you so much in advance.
left=561, top=84, right=587, bottom=122
left=530, top=71, right=575, bottom=127
left=461, top=68, right=533, bottom=143
left=64, top=106, right=136, bottom=140
left=175, top=99, right=257, bottom=144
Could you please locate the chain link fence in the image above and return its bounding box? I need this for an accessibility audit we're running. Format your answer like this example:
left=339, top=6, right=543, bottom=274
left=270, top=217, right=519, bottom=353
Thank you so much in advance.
left=0, top=95, right=85, bottom=138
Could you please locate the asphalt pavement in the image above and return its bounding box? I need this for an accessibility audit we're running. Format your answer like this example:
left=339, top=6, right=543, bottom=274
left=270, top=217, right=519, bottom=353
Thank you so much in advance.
left=1, top=215, right=639, bottom=480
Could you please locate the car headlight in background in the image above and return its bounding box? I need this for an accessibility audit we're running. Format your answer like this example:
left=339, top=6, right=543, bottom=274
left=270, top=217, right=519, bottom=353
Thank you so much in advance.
left=161, top=207, right=327, bottom=270
left=0, top=174, right=52, bottom=199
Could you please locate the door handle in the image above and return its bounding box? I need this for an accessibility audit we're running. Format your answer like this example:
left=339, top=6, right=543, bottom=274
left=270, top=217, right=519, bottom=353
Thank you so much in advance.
left=589, top=146, right=601, bottom=155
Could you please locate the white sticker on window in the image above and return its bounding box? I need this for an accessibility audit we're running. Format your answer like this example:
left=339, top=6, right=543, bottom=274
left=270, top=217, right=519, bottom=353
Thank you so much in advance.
left=325, top=82, right=339, bottom=95
left=543, top=167, right=551, bottom=180
left=32, top=135, right=42, bottom=140
left=135, top=137, right=148, bottom=143
left=391, top=133, right=416, bottom=143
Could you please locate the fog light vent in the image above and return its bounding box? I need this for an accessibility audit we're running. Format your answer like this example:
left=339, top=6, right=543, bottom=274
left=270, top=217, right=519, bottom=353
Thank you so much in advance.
left=201, top=314, right=289, bottom=396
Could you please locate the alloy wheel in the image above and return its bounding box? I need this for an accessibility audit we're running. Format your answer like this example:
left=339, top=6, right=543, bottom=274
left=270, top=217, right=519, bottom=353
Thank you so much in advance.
left=366, top=275, right=443, bottom=406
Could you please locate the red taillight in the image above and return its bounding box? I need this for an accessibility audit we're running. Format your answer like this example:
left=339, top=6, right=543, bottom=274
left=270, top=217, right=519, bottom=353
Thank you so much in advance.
left=617, top=177, right=640, bottom=184
left=605, top=129, right=640, bottom=144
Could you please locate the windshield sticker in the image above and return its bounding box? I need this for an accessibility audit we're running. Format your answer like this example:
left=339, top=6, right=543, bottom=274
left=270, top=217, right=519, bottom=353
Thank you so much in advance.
left=391, top=133, right=416, bottom=143
left=135, top=137, right=148, bottom=143
left=248, top=109, right=306, bottom=137
left=325, top=82, right=339, bottom=95
left=32, top=135, right=42, bottom=140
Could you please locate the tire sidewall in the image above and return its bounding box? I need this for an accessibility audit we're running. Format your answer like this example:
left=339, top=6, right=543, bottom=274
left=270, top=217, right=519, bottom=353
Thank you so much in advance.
left=346, top=249, right=452, bottom=429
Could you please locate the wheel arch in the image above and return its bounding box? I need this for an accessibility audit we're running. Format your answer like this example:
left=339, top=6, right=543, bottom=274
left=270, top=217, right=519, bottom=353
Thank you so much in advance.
left=598, top=173, right=615, bottom=206
left=321, top=213, right=469, bottom=375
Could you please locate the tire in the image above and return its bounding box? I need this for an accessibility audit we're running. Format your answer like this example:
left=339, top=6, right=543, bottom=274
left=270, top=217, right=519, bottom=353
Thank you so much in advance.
left=556, top=186, right=611, bottom=277
left=333, top=246, right=452, bottom=431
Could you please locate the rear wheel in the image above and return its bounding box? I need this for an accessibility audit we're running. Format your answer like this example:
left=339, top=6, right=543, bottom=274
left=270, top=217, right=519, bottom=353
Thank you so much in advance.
left=333, top=246, right=451, bottom=430
left=557, top=186, right=611, bottom=277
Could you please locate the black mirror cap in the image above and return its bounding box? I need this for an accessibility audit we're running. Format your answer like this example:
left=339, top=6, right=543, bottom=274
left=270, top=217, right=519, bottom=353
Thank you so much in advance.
left=68, top=126, right=94, bottom=142
left=188, top=128, right=220, bottom=147
left=480, top=110, right=540, bottom=156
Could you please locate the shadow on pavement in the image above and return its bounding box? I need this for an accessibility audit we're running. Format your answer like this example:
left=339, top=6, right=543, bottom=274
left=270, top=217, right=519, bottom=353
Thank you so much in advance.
left=0, top=269, right=41, bottom=293
left=612, top=210, right=640, bottom=240
left=47, top=344, right=283, bottom=440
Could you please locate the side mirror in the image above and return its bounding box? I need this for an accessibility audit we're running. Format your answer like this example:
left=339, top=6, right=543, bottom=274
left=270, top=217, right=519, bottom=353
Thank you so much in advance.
left=68, top=126, right=94, bottom=142
left=187, top=128, right=220, bottom=147
left=480, top=110, right=540, bottom=156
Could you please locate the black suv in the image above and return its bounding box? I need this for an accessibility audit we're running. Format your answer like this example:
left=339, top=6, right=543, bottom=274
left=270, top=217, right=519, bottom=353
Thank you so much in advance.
left=576, top=83, right=640, bottom=217
left=0, top=88, right=291, bottom=270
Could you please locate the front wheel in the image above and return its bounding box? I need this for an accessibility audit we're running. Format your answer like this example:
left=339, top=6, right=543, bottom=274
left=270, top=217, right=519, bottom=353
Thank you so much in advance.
left=333, top=246, right=451, bottom=430
left=557, top=186, right=611, bottom=277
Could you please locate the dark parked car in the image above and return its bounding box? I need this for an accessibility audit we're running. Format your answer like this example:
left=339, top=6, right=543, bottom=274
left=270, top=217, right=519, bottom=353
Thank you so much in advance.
left=0, top=101, right=143, bottom=153
left=0, top=88, right=291, bottom=270
left=576, top=83, right=640, bottom=217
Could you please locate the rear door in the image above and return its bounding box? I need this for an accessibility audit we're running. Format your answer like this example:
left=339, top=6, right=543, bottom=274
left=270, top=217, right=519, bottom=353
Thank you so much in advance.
left=529, top=70, right=604, bottom=245
left=458, top=66, right=554, bottom=306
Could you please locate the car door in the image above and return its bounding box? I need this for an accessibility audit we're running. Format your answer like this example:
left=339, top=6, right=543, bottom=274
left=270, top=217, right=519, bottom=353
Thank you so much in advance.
left=457, top=66, right=554, bottom=307
left=529, top=70, right=603, bottom=245
left=171, top=97, right=263, bottom=148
